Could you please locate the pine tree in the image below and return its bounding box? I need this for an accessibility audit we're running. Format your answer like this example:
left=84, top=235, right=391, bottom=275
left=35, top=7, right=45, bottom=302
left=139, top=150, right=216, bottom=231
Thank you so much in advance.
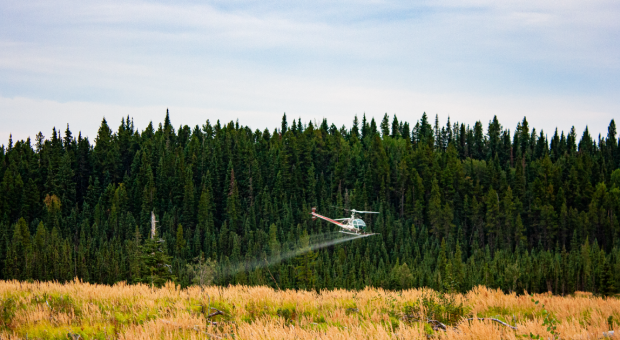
left=5, top=218, right=31, bottom=280
left=281, top=113, right=288, bottom=134
left=437, top=238, right=447, bottom=291
left=391, top=115, right=400, bottom=138
left=473, top=121, right=485, bottom=159
left=226, top=164, right=242, bottom=234
left=502, top=187, right=515, bottom=249
left=2, top=111, right=620, bottom=294
left=351, top=115, right=360, bottom=139
left=32, top=221, right=48, bottom=281
left=56, top=151, right=76, bottom=216
left=485, top=188, right=500, bottom=250
left=93, top=118, right=117, bottom=184
left=138, top=213, right=175, bottom=287
left=181, top=168, right=195, bottom=230
left=390, top=260, right=414, bottom=289
left=452, top=242, right=465, bottom=291
left=0, top=162, right=24, bottom=223
left=77, top=223, right=90, bottom=282
left=295, top=230, right=318, bottom=289
left=599, top=258, right=616, bottom=297
left=428, top=178, right=443, bottom=239
left=175, top=224, right=186, bottom=256
left=607, top=119, right=618, bottom=169
left=380, top=113, right=390, bottom=137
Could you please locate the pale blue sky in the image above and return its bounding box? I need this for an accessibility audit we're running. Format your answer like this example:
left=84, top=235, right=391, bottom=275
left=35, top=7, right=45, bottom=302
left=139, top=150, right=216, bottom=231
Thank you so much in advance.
left=1, top=0, right=619, bottom=142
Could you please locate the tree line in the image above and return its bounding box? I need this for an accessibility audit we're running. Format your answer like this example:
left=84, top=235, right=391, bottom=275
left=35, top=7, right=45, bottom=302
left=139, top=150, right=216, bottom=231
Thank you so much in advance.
left=0, top=111, right=619, bottom=295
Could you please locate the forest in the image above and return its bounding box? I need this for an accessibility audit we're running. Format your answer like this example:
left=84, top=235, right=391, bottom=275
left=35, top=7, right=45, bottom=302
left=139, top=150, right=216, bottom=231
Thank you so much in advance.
left=0, top=111, right=618, bottom=295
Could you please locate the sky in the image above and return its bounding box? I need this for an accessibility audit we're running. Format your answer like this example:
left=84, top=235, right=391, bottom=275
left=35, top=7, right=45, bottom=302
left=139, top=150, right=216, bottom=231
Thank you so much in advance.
left=1, top=0, right=619, bottom=143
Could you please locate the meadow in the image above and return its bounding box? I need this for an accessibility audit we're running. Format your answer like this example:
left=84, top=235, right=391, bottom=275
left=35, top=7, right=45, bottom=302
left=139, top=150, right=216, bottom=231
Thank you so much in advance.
left=0, top=280, right=618, bottom=339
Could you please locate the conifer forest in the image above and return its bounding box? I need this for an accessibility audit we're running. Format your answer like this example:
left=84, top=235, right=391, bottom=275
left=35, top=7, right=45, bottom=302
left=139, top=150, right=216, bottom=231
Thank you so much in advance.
left=1, top=112, right=619, bottom=296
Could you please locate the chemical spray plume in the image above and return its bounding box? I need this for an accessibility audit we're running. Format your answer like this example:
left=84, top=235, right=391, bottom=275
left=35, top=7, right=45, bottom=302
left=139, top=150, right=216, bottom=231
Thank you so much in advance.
left=222, top=231, right=371, bottom=276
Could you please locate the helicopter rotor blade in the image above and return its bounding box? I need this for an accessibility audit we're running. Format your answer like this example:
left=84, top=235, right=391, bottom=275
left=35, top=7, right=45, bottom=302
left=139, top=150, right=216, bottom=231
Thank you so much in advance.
left=331, top=205, right=351, bottom=212
left=351, top=210, right=379, bottom=214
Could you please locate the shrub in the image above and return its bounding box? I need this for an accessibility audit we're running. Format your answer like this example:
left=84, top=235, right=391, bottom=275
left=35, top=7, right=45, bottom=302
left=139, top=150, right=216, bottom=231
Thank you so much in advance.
left=0, top=297, right=17, bottom=329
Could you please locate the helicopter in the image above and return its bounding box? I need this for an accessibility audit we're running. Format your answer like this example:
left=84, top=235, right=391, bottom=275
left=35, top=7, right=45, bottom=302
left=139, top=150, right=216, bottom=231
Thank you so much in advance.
left=310, top=207, right=379, bottom=236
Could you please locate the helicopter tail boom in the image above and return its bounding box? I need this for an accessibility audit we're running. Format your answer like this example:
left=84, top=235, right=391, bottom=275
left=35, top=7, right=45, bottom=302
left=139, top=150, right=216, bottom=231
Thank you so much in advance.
left=310, top=208, right=344, bottom=226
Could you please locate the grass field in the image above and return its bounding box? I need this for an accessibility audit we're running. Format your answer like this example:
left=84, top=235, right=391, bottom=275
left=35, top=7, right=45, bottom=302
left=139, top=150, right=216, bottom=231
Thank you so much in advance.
left=0, top=280, right=618, bottom=339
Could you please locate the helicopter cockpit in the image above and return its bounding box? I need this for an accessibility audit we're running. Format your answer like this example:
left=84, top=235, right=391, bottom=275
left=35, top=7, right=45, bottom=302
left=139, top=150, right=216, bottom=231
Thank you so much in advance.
left=352, top=219, right=366, bottom=229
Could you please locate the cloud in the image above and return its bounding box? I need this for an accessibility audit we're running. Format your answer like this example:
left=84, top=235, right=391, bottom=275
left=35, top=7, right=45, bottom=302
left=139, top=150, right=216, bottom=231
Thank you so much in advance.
left=0, top=0, right=618, bottom=143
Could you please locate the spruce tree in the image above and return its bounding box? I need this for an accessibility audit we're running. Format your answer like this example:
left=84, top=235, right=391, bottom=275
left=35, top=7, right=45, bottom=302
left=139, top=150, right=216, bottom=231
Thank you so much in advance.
left=294, top=230, right=318, bottom=290
left=599, top=259, right=616, bottom=297
left=1, top=111, right=620, bottom=294
left=138, top=213, right=175, bottom=287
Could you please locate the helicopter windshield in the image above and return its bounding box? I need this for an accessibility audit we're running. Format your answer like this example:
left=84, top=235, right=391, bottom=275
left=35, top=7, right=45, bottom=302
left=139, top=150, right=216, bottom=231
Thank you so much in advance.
left=352, top=219, right=366, bottom=229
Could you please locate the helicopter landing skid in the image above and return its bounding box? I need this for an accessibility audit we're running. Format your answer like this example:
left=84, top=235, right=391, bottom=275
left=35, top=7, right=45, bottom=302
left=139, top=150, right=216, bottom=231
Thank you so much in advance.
left=339, top=231, right=378, bottom=237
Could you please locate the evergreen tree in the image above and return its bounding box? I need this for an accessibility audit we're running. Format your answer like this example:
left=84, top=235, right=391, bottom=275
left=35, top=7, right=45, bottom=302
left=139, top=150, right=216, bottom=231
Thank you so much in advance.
left=0, top=111, right=618, bottom=294
left=599, top=258, right=616, bottom=297
left=4, top=218, right=31, bottom=280
left=138, top=214, right=175, bottom=287
left=295, top=230, right=318, bottom=289
left=380, top=113, right=390, bottom=137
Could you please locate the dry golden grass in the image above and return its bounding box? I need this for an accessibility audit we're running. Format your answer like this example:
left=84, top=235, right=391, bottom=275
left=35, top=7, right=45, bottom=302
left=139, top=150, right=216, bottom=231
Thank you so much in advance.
left=0, top=279, right=618, bottom=339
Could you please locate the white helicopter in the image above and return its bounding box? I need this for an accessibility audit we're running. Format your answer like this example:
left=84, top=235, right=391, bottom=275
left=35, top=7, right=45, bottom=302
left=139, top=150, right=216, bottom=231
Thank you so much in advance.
left=310, top=207, right=379, bottom=236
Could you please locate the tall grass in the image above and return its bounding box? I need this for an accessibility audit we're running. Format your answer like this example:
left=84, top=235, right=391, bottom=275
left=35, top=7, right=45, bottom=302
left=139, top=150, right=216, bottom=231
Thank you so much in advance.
left=0, top=280, right=617, bottom=339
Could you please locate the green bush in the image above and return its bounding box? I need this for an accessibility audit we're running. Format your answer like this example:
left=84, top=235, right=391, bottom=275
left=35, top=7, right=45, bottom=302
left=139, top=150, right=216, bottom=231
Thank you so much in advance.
left=0, top=297, right=17, bottom=329
left=277, top=307, right=297, bottom=323
left=47, top=294, right=81, bottom=318
left=403, top=291, right=469, bottom=326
